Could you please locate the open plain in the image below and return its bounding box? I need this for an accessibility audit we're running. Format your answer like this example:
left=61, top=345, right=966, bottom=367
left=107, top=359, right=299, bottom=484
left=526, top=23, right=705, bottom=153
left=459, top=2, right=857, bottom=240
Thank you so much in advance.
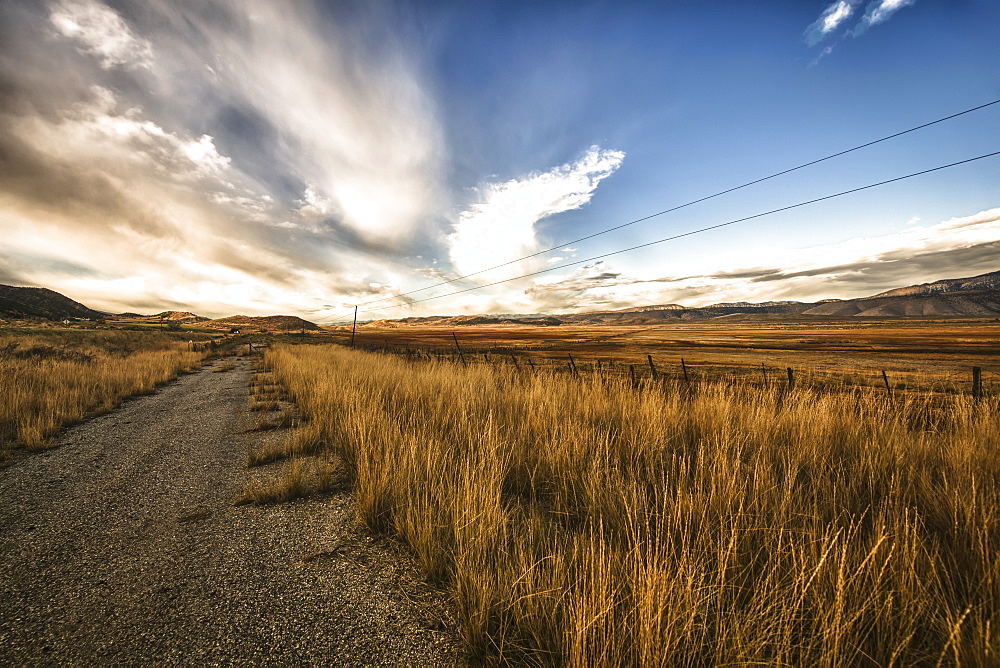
left=347, top=318, right=1000, bottom=395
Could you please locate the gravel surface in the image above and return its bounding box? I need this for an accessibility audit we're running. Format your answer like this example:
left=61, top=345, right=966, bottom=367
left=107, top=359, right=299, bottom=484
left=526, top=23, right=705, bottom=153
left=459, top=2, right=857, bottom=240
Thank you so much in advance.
left=0, top=358, right=464, bottom=666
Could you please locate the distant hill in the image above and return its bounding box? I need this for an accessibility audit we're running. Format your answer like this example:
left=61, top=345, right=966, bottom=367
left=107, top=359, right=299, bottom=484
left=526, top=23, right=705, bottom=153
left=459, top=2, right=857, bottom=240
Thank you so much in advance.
left=356, top=314, right=562, bottom=329
left=586, top=304, right=686, bottom=314
left=153, top=311, right=209, bottom=322
left=204, top=315, right=321, bottom=332
left=799, top=270, right=1000, bottom=317
left=0, top=284, right=106, bottom=320
left=868, top=270, right=1000, bottom=298
left=801, top=291, right=1000, bottom=317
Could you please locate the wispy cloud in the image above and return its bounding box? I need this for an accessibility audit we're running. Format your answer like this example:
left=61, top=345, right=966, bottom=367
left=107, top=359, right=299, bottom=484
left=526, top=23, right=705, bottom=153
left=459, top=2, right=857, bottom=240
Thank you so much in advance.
left=804, top=0, right=858, bottom=46
left=851, top=0, right=917, bottom=36
left=804, top=0, right=917, bottom=56
left=808, top=45, right=836, bottom=68
left=447, top=147, right=624, bottom=281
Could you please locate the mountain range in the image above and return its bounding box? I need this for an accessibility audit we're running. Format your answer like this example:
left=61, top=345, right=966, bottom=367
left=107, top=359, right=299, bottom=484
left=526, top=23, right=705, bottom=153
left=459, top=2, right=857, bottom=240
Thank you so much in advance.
left=2, top=269, right=999, bottom=327
left=0, top=286, right=318, bottom=331
left=358, top=269, right=1000, bottom=327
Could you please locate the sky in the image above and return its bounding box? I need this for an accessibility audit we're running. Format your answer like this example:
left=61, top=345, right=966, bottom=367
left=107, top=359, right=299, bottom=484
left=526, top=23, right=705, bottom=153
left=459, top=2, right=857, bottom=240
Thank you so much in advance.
left=0, top=0, right=997, bottom=321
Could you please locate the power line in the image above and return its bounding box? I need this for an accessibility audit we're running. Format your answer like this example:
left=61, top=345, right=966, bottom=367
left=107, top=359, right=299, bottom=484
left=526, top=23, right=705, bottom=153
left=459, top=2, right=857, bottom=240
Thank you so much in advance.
left=357, top=149, right=1000, bottom=315
left=349, top=98, right=1000, bottom=312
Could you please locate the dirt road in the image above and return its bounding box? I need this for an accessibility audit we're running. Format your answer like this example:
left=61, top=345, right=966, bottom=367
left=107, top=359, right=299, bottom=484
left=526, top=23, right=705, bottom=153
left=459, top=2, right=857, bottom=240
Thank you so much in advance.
left=0, top=359, right=462, bottom=665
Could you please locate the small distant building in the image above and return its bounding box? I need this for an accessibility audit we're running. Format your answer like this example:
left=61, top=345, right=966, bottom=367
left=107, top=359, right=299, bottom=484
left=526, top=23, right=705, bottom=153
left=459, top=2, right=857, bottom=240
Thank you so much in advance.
left=229, top=328, right=241, bottom=334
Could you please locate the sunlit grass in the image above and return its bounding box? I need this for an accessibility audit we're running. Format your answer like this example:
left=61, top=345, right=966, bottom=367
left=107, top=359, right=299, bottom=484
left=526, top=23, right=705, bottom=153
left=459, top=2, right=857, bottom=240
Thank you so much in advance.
left=264, top=343, right=999, bottom=665
left=0, top=330, right=205, bottom=458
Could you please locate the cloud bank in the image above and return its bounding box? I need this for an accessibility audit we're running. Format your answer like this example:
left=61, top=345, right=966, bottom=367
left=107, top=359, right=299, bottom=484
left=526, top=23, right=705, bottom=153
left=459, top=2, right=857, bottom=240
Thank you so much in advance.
left=0, top=0, right=446, bottom=317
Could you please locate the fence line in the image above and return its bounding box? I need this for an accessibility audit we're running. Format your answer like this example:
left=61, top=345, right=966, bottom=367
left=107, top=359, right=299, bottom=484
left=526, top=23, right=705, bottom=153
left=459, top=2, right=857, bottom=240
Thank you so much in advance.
left=338, top=338, right=992, bottom=400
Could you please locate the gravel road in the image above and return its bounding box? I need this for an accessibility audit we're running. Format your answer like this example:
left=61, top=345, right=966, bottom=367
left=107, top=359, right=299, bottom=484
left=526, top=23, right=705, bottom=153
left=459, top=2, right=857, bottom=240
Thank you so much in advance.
left=0, top=358, right=463, bottom=666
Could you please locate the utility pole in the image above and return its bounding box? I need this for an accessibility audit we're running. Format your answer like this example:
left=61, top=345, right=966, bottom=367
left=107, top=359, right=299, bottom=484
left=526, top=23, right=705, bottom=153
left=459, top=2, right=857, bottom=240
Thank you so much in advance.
left=350, top=305, right=358, bottom=348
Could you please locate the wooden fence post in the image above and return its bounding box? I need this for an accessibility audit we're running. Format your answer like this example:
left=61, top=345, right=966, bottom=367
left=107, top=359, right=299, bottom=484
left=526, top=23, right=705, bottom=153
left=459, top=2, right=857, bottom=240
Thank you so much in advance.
left=452, top=332, right=467, bottom=366
left=973, top=366, right=983, bottom=401
left=882, top=370, right=892, bottom=398
left=681, top=359, right=690, bottom=385
left=760, top=362, right=768, bottom=387
left=568, top=353, right=579, bottom=377
left=629, top=364, right=637, bottom=388
left=786, top=367, right=795, bottom=392
left=647, top=354, right=658, bottom=381
left=350, top=305, right=357, bottom=348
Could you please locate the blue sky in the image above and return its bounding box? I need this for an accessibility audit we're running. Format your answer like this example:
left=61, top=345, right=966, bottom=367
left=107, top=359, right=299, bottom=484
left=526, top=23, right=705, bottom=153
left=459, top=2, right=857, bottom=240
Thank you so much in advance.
left=0, top=0, right=997, bottom=318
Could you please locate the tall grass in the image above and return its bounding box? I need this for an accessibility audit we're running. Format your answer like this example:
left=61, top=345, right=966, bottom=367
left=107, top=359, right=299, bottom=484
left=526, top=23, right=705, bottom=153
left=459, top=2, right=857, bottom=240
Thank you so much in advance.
left=0, top=331, right=204, bottom=456
left=266, top=343, right=999, bottom=665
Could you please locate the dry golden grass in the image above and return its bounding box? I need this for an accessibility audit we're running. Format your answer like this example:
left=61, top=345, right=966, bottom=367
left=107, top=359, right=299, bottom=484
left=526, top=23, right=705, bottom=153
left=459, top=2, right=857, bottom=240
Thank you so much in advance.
left=0, top=330, right=205, bottom=458
left=353, top=320, right=999, bottom=396
left=265, top=343, right=999, bottom=665
left=245, top=368, right=297, bottom=432
left=247, top=423, right=324, bottom=467
left=235, top=454, right=346, bottom=505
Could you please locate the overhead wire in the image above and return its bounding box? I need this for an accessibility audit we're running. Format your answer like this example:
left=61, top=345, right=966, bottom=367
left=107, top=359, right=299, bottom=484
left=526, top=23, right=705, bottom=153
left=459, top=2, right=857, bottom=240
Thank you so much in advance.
left=354, top=149, right=1000, bottom=315
left=341, top=98, right=1000, bottom=314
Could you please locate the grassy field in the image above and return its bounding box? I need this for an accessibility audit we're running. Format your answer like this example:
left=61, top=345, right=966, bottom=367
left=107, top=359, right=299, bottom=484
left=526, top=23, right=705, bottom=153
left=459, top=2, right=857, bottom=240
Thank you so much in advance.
left=0, top=328, right=208, bottom=460
left=344, top=319, right=999, bottom=397
left=260, top=341, right=999, bottom=665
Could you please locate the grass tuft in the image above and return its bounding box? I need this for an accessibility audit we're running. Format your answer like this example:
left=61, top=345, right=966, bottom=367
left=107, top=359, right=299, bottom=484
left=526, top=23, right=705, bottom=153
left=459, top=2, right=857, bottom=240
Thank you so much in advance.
left=235, top=455, right=347, bottom=505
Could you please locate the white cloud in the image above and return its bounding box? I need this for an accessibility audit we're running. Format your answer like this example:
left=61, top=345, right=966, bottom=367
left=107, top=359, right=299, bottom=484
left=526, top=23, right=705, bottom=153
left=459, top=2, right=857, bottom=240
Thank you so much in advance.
left=447, top=146, right=624, bottom=281
left=804, top=1, right=858, bottom=45
left=804, top=0, right=916, bottom=54
left=49, top=0, right=153, bottom=69
left=20, top=86, right=232, bottom=186
left=296, top=186, right=339, bottom=221
left=854, top=0, right=916, bottom=34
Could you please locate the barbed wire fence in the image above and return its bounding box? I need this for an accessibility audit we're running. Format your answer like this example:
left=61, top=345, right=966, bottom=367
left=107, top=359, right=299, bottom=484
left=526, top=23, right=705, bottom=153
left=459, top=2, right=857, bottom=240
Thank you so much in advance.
left=326, top=330, right=994, bottom=401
